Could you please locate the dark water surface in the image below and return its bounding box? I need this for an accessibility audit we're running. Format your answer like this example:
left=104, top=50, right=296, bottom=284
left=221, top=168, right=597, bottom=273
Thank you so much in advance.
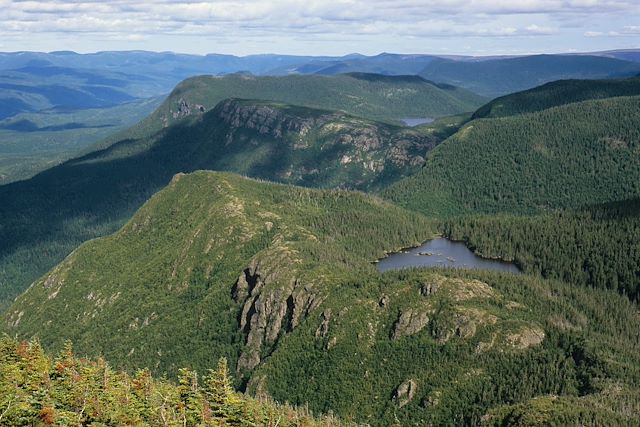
left=376, top=237, right=520, bottom=273
left=401, top=117, right=434, bottom=127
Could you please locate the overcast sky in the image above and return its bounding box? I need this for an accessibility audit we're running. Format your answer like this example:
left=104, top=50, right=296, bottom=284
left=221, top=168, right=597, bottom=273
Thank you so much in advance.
left=0, top=0, right=638, bottom=56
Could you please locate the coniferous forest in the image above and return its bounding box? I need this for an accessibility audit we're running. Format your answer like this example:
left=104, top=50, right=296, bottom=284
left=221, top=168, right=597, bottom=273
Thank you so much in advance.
left=1, top=45, right=640, bottom=427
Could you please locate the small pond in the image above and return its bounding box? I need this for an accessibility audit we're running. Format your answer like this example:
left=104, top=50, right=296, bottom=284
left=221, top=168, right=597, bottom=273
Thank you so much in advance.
left=401, top=117, right=434, bottom=127
left=376, top=237, right=521, bottom=274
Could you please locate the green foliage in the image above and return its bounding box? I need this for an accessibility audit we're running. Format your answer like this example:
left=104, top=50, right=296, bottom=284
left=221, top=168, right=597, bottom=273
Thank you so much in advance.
left=251, top=268, right=640, bottom=426
left=383, top=95, right=640, bottom=216
left=473, top=76, right=640, bottom=119
left=442, top=198, right=640, bottom=300
left=4, top=171, right=434, bottom=378
left=151, top=73, right=485, bottom=130
left=0, top=96, right=163, bottom=184
left=483, top=391, right=640, bottom=426
left=5, top=171, right=640, bottom=426
left=4, top=70, right=640, bottom=427
left=0, top=97, right=441, bottom=312
left=0, top=335, right=348, bottom=426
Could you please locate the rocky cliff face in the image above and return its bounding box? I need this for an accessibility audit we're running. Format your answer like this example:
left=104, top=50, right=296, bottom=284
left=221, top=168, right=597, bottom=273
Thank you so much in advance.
left=217, top=99, right=339, bottom=139
left=211, top=99, right=437, bottom=190
left=232, top=237, right=324, bottom=373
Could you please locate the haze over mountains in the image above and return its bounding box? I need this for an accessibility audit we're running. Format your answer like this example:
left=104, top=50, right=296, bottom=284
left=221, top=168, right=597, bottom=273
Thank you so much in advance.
left=2, top=49, right=640, bottom=120
left=2, top=47, right=640, bottom=426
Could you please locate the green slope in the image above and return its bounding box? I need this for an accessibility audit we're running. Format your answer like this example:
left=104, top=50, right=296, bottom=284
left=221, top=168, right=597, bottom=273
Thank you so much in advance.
left=4, top=171, right=435, bottom=375
left=0, top=96, right=163, bottom=184
left=442, top=198, right=640, bottom=300
left=141, top=72, right=485, bottom=132
left=0, top=99, right=441, bottom=311
left=5, top=171, right=640, bottom=426
left=473, top=76, right=640, bottom=119
left=419, top=54, right=640, bottom=97
left=383, top=95, right=640, bottom=216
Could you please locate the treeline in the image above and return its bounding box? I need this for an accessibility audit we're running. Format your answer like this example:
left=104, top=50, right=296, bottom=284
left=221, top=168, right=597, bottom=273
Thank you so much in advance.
left=383, top=95, right=640, bottom=216
left=484, top=392, right=640, bottom=426
left=0, top=336, right=346, bottom=426
left=442, top=198, right=640, bottom=300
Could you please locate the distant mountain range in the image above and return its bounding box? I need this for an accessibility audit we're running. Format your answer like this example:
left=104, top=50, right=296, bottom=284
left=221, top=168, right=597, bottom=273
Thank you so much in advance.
left=2, top=52, right=640, bottom=426
left=418, top=54, right=640, bottom=97
left=0, top=71, right=481, bottom=311
left=1, top=50, right=640, bottom=120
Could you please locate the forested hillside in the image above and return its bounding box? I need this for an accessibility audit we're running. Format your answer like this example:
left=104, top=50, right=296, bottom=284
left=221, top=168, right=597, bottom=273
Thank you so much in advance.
left=0, top=96, right=163, bottom=184
left=3, top=51, right=640, bottom=427
left=5, top=171, right=433, bottom=376
left=0, top=98, right=442, bottom=311
left=473, top=76, right=640, bottom=119
left=442, top=198, right=640, bottom=300
left=5, top=172, right=640, bottom=426
left=146, top=72, right=485, bottom=130
left=384, top=95, right=640, bottom=216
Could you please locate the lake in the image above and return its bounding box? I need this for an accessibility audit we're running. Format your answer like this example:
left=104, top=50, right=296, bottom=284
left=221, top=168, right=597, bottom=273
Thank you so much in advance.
left=401, top=117, right=434, bottom=127
left=376, top=237, right=521, bottom=274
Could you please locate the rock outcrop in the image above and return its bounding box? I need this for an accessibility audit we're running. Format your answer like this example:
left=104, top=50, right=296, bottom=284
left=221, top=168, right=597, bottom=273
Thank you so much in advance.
left=171, top=98, right=205, bottom=120
left=395, top=379, right=418, bottom=408
left=392, top=308, right=430, bottom=340
left=420, top=281, right=439, bottom=297
left=211, top=99, right=436, bottom=189
left=315, top=309, right=332, bottom=338
left=217, top=99, right=333, bottom=141
left=506, top=327, right=546, bottom=350
left=233, top=249, right=323, bottom=372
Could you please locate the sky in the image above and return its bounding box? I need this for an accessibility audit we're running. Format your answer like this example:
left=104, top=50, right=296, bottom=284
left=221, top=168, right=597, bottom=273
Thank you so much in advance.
left=0, top=0, right=638, bottom=56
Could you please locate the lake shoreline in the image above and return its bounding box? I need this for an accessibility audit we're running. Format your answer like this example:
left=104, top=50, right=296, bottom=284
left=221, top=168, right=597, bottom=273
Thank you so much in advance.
left=375, top=236, right=521, bottom=274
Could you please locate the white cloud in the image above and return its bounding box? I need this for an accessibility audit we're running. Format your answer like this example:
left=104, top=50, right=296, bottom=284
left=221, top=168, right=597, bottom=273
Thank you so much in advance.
left=524, top=24, right=557, bottom=35
left=585, top=26, right=640, bottom=37
left=0, top=0, right=637, bottom=54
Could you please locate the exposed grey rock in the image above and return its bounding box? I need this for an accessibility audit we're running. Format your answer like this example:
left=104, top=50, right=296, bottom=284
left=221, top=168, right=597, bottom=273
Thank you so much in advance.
left=326, top=337, right=337, bottom=350
left=420, top=282, right=439, bottom=297
left=237, top=279, right=293, bottom=372
left=315, top=309, right=332, bottom=338
left=421, top=391, right=441, bottom=408
left=392, top=308, right=430, bottom=340
left=217, top=99, right=327, bottom=142
left=379, top=295, right=389, bottom=308
left=171, top=98, right=205, bottom=120
left=292, top=284, right=323, bottom=329
left=395, top=379, right=418, bottom=408
left=235, top=257, right=322, bottom=373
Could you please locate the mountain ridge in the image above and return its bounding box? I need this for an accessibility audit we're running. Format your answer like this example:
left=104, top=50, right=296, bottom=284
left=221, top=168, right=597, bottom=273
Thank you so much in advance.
left=5, top=171, right=640, bottom=426
left=384, top=95, right=640, bottom=216
left=0, top=96, right=443, bottom=311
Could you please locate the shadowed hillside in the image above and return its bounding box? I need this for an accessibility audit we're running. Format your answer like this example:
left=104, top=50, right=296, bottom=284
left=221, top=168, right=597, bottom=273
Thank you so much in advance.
left=0, top=98, right=441, bottom=310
